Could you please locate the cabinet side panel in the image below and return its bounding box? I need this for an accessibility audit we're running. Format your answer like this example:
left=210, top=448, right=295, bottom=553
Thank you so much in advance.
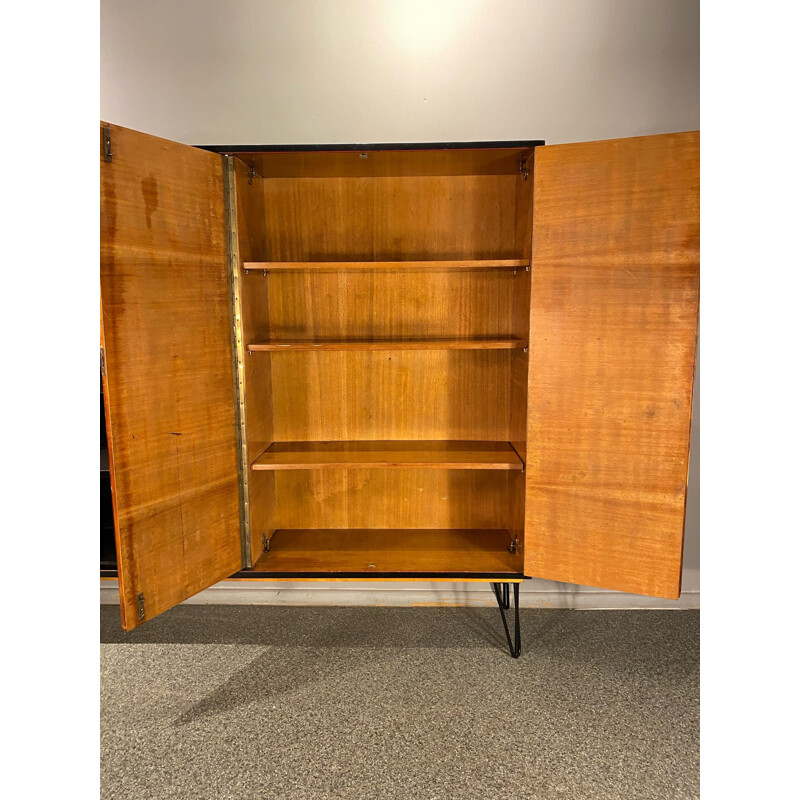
left=101, top=123, right=242, bottom=628
left=525, top=132, right=699, bottom=599
left=232, top=158, right=275, bottom=564
left=508, top=163, right=534, bottom=559
left=510, top=166, right=534, bottom=459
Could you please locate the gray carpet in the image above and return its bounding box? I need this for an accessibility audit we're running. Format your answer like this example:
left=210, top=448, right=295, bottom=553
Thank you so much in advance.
left=100, top=606, right=699, bottom=800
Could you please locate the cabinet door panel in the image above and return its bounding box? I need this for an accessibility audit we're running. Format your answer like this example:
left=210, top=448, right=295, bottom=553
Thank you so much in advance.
left=101, top=123, right=242, bottom=629
left=525, top=132, right=699, bottom=598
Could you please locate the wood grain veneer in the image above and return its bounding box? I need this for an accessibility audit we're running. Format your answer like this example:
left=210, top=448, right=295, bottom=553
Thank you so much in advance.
left=100, top=123, right=242, bottom=629
left=247, top=147, right=534, bottom=179
left=251, top=440, right=523, bottom=471
left=232, top=157, right=273, bottom=565
left=247, top=337, right=527, bottom=352
left=263, top=175, right=520, bottom=262
left=271, top=470, right=513, bottom=530
left=251, top=529, right=522, bottom=574
left=268, top=350, right=514, bottom=442
left=260, top=267, right=528, bottom=345
left=524, top=131, right=699, bottom=599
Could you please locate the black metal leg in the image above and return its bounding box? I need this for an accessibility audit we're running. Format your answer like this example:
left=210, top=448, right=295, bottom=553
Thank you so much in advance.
left=491, top=582, right=521, bottom=658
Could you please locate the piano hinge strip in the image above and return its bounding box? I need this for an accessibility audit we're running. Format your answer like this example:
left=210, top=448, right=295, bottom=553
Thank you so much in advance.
left=223, top=156, right=252, bottom=568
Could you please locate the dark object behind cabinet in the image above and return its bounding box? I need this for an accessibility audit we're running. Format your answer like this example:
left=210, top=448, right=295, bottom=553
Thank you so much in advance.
left=101, top=378, right=117, bottom=572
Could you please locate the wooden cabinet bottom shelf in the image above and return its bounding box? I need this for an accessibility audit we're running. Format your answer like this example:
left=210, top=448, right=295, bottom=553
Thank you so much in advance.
left=243, top=529, right=522, bottom=577
left=252, top=440, right=523, bottom=470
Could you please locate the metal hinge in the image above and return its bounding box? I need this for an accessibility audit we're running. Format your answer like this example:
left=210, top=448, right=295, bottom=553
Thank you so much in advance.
left=509, top=536, right=519, bottom=555
left=223, top=156, right=252, bottom=569
left=518, top=156, right=528, bottom=181
left=100, top=346, right=106, bottom=377
left=262, top=532, right=271, bottom=552
left=102, top=124, right=113, bottom=162
left=248, top=161, right=256, bottom=185
left=136, top=593, right=145, bottom=621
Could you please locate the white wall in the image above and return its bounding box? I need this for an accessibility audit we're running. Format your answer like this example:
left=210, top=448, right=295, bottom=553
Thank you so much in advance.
left=100, top=0, right=699, bottom=607
left=101, top=0, right=699, bottom=146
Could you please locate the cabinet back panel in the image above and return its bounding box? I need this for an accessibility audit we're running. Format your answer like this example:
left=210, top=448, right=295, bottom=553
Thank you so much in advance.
left=250, top=147, right=533, bottom=179
left=270, top=350, right=512, bottom=441
left=263, top=175, right=519, bottom=261
left=273, top=470, right=509, bottom=530
left=265, top=270, right=527, bottom=340
left=233, top=163, right=273, bottom=564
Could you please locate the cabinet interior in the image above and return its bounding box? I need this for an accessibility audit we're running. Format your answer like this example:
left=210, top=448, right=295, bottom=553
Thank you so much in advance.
left=232, top=146, right=535, bottom=576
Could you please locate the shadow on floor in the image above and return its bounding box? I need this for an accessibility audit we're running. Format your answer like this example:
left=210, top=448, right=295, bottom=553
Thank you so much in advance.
left=101, top=607, right=699, bottom=800
left=101, top=605, right=699, bottom=678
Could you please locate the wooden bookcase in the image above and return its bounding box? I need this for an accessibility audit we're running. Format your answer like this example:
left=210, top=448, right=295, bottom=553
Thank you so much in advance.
left=100, top=124, right=699, bottom=650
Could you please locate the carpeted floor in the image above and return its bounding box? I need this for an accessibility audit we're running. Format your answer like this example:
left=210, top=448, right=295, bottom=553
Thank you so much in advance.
left=100, top=606, right=699, bottom=800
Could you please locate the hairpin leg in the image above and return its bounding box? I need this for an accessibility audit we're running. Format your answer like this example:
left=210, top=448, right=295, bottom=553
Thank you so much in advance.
left=491, top=582, right=521, bottom=658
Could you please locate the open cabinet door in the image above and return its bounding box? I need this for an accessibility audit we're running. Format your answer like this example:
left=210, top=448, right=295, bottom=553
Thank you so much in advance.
left=101, top=123, right=243, bottom=629
left=525, top=132, right=699, bottom=599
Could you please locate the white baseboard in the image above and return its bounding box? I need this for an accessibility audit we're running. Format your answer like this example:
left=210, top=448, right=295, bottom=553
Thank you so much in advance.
left=101, top=579, right=699, bottom=610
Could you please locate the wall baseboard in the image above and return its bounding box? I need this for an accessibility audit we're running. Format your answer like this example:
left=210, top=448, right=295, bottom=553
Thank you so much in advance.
left=100, top=579, right=699, bottom=610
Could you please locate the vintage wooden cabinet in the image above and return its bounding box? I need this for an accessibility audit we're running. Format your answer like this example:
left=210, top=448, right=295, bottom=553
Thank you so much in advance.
left=100, top=123, right=699, bottom=655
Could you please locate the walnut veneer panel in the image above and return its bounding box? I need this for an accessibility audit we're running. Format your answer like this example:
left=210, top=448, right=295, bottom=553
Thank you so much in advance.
left=525, top=132, right=699, bottom=599
left=100, top=123, right=241, bottom=629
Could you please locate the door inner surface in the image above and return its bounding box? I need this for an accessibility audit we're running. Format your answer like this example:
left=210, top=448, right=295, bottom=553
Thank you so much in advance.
left=101, top=123, right=242, bottom=629
left=525, top=131, right=700, bottom=598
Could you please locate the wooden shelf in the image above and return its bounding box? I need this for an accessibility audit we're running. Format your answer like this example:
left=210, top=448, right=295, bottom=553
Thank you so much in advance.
left=251, top=440, right=524, bottom=471
left=247, top=529, right=522, bottom=575
left=242, top=259, right=529, bottom=272
left=247, top=337, right=527, bottom=352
